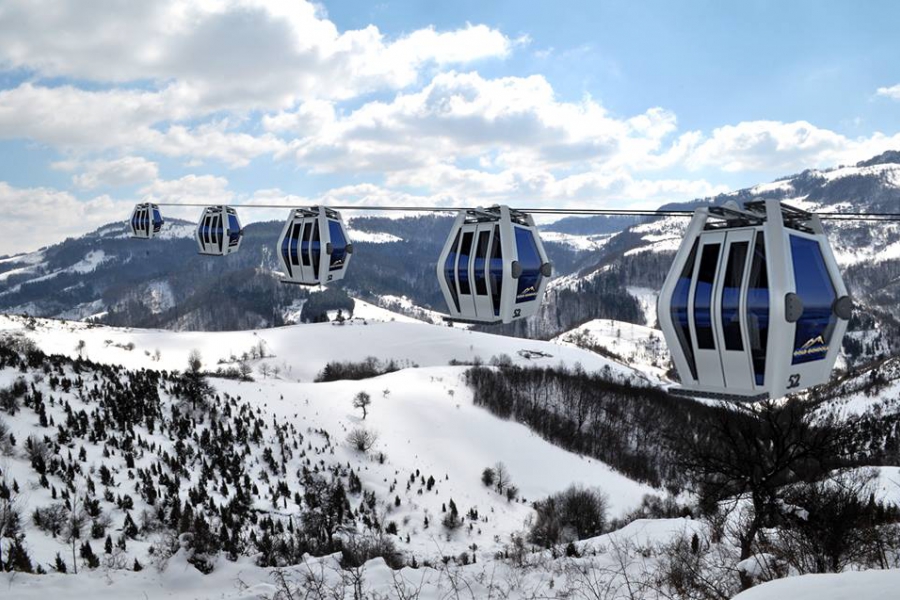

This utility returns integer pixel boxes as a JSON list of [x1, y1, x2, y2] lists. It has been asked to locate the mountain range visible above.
[[1, 151, 899, 365]]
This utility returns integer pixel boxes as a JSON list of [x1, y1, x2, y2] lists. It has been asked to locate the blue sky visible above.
[[0, 0, 899, 255]]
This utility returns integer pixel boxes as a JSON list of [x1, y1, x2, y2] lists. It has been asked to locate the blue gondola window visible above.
[[474, 231, 490, 296], [228, 214, 241, 246], [671, 240, 698, 380], [312, 222, 321, 273], [514, 227, 541, 304], [281, 223, 292, 277], [746, 232, 769, 385], [328, 220, 346, 271], [444, 230, 461, 312], [301, 222, 312, 266], [289, 223, 300, 266], [694, 243, 721, 350], [791, 235, 837, 365], [458, 232, 474, 294], [152, 209, 163, 233], [721, 241, 748, 351], [489, 225, 503, 316]]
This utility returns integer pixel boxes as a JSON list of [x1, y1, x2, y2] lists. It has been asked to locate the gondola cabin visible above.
[[196, 205, 243, 256], [437, 205, 552, 324], [277, 206, 353, 285], [657, 199, 852, 402], [130, 203, 163, 239]]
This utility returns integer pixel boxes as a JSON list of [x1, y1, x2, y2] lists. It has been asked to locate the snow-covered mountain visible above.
[[527, 151, 900, 364], [0, 215, 597, 332], [2, 302, 900, 597]]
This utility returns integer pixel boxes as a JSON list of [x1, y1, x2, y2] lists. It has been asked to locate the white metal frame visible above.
[[129, 202, 163, 239], [436, 205, 552, 324], [195, 205, 243, 256], [277, 206, 353, 286], [657, 199, 852, 401]]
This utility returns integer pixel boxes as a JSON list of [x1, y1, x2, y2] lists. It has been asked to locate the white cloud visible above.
[[0, 182, 130, 255], [685, 120, 900, 172], [876, 84, 900, 100], [62, 157, 159, 189], [278, 71, 677, 174], [0, 1, 513, 110], [0, 84, 287, 167], [385, 164, 727, 208]]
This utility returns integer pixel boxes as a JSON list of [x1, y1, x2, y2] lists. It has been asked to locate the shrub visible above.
[[529, 485, 609, 547]]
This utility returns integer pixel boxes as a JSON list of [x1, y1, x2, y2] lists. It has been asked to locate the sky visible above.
[[1, 0, 900, 255]]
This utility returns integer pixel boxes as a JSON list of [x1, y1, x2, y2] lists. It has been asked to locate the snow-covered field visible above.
[[0, 314, 655, 564], [552, 318, 670, 382], [0, 313, 643, 383]]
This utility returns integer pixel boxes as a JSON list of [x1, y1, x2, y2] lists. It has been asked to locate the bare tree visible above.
[[347, 428, 379, 453], [0, 467, 22, 571], [63, 488, 88, 574], [238, 360, 253, 381], [493, 461, 511, 494], [260, 363, 271, 379], [75, 339, 85, 357], [353, 391, 372, 420], [677, 397, 857, 591]]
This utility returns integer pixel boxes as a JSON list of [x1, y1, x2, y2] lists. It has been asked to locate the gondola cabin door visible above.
[[714, 229, 756, 391], [689, 231, 725, 388], [466, 224, 497, 320]]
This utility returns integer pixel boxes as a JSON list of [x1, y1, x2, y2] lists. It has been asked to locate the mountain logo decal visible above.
[[793, 334, 829, 359], [801, 335, 826, 349]]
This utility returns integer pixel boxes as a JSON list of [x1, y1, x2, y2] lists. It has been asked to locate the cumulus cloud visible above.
[[277, 71, 677, 174], [60, 157, 160, 189], [0, 182, 130, 255], [684, 120, 900, 172], [876, 84, 900, 100], [385, 164, 727, 208], [0, 84, 287, 167], [0, 1, 513, 110]]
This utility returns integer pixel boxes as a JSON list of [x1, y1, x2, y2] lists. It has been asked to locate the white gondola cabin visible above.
[[196, 205, 243, 256], [277, 206, 353, 285], [657, 199, 853, 402], [130, 203, 163, 239], [437, 205, 552, 324]]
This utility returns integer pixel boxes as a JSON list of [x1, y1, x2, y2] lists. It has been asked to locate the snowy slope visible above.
[[734, 568, 900, 600], [0, 314, 643, 383], [0, 314, 656, 565], [552, 318, 670, 381]]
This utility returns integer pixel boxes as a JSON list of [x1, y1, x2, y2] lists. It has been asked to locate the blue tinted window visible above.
[[458, 231, 474, 294], [301, 222, 311, 265], [228, 214, 241, 246], [152, 209, 163, 232], [747, 232, 769, 385], [444, 230, 461, 311], [312, 221, 321, 273], [490, 226, 502, 315], [791, 236, 836, 365], [514, 227, 542, 304], [670, 240, 698, 380], [328, 220, 346, 271], [721, 242, 748, 351], [289, 223, 300, 265], [281, 224, 292, 277], [694, 243, 721, 350], [474, 230, 490, 295]]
